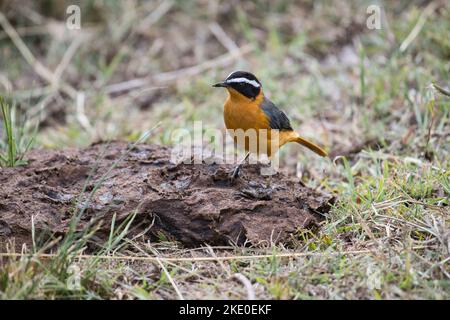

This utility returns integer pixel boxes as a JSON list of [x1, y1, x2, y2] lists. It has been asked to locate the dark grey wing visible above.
[[260, 97, 293, 131]]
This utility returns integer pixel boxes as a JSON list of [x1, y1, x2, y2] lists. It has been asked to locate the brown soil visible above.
[[0, 142, 334, 248]]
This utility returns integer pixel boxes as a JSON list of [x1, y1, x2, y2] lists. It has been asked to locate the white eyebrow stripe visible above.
[[225, 77, 260, 88]]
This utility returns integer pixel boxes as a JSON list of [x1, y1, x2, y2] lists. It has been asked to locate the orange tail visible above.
[[293, 135, 328, 157]]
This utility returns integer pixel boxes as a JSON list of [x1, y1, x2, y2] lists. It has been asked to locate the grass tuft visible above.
[[0, 97, 35, 167]]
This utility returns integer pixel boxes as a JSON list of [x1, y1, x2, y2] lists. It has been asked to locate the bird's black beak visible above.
[[212, 81, 227, 88]]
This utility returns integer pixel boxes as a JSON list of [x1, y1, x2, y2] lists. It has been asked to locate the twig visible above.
[[0, 25, 49, 41], [232, 273, 256, 300], [0, 11, 95, 132], [138, 0, 174, 31], [209, 22, 239, 54], [104, 79, 159, 95], [0, 11, 77, 99], [0, 12, 53, 84], [17, 6, 46, 25], [104, 44, 253, 95], [153, 43, 253, 82], [53, 36, 85, 82]]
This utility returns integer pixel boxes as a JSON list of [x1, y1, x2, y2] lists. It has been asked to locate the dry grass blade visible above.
[[0, 11, 77, 98], [433, 83, 450, 96], [150, 248, 184, 300], [232, 273, 256, 300], [0, 246, 436, 262], [399, 2, 437, 52]]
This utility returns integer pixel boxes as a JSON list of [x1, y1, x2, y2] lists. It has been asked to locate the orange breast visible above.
[[223, 89, 279, 156], [223, 94, 269, 131]]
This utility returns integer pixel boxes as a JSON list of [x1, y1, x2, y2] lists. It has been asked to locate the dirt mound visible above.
[[0, 142, 334, 248]]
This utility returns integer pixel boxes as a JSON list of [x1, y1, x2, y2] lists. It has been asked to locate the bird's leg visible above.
[[230, 152, 250, 180], [265, 160, 276, 190], [266, 160, 272, 188]]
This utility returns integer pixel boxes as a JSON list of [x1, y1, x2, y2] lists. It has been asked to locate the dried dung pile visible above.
[[0, 142, 334, 248]]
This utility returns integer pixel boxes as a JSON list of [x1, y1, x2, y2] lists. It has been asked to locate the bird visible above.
[[213, 70, 327, 178]]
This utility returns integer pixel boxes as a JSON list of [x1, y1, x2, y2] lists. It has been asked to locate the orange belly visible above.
[[223, 92, 296, 157]]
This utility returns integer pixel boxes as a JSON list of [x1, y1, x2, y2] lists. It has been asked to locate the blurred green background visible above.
[[1, 0, 449, 179]]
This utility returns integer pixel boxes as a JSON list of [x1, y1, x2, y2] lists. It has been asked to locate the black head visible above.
[[213, 71, 262, 99]]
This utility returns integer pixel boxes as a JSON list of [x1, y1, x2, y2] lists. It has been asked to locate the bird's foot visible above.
[[229, 164, 242, 183]]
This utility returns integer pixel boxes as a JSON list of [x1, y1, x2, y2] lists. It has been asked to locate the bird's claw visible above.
[[229, 165, 241, 183]]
